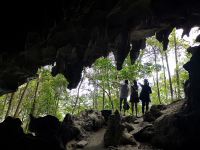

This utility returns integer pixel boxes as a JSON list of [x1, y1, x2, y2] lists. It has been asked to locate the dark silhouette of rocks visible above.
[[104, 110, 124, 147], [0, 116, 64, 150], [1, 0, 200, 96], [101, 109, 112, 123], [104, 110, 137, 147], [143, 104, 167, 122], [134, 125, 154, 143], [59, 114, 81, 147], [80, 109, 105, 131]]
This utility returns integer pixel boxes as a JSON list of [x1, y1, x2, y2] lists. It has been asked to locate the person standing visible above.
[[139, 79, 152, 115], [119, 80, 129, 114], [130, 80, 139, 117]]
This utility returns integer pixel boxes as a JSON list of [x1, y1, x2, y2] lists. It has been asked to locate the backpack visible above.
[[123, 101, 130, 110]]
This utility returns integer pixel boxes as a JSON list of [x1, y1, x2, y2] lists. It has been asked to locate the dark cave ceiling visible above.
[[0, 0, 200, 95]]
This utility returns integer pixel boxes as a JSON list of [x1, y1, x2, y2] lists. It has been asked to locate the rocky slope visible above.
[[67, 100, 189, 150]]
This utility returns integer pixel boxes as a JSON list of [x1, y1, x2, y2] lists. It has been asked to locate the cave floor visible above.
[[72, 117, 154, 150], [67, 100, 184, 150]]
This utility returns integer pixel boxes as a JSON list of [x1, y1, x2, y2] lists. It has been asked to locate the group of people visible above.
[[119, 79, 152, 117]]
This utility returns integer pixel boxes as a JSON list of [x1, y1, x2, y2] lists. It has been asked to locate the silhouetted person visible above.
[[119, 80, 129, 115], [139, 79, 152, 115], [130, 80, 139, 117]]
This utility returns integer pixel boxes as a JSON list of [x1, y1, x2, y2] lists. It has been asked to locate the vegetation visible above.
[[0, 28, 194, 125]]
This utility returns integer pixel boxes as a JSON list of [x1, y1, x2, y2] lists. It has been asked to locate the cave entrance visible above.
[[1, 27, 199, 122]]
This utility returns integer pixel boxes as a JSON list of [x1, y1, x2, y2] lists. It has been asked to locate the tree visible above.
[[14, 82, 29, 117], [160, 53, 168, 100], [0, 94, 8, 118], [30, 76, 40, 116], [168, 28, 190, 99], [153, 47, 161, 104], [164, 51, 174, 101], [72, 69, 85, 114], [5, 92, 15, 118]]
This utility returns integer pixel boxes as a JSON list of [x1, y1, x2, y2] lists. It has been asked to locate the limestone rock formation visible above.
[[134, 125, 154, 143], [76, 140, 88, 148], [1, 0, 200, 96], [143, 104, 166, 122], [80, 109, 105, 131], [104, 110, 124, 147]]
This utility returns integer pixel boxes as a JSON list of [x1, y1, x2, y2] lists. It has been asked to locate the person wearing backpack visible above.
[[130, 80, 139, 117], [139, 79, 152, 115], [119, 80, 129, 115]]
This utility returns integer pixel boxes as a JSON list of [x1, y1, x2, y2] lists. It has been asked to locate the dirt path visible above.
[[83, 128, 107, 150], [83, 117, 152, 150]]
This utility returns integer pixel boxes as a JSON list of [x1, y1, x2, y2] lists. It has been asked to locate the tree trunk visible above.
[[106, 65, 114, 110], [92, 90, 98, 110], [30, 78, 40, 116], [107, 91, 113, 110], [153, 75, 156, 87], [78, 99, 81, 114], [72, 70, 85, 114], [1, 94, 8, 116], [93, 77, 98, 109], [161, 54, 168, 100], [54, 92, 59, 115], [102, 82, 105, 110], [92, 92, 95, 109], [165, 51, 174, 101], [95, 87, 98, 109], [115, 74, 120, 100], [153, 47, 161, 104], [174, 34, 181, 99], [14, 82, 29, 117], [5, 92, 15, 118]]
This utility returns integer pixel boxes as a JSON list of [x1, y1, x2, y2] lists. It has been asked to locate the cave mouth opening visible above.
[[1, 27, 199, 122]]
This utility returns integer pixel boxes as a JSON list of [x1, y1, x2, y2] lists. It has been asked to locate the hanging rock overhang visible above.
[[0, 0, 200, 94]]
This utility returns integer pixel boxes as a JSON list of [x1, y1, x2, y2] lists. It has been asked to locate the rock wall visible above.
[[184, 45, 200, 112]]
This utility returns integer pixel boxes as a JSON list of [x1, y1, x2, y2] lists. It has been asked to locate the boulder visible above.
[[134, 125, 154, 142], [29, 114, 60, 136], [122, 122, 135, 132], [143, 105, 166, 122], [120, 129, 137, 145], [104, 110, 124, 147], [150, 111, 200, 149], [143, 112, 156, 122], [122, 115, 137, 124], [81, 110, 104, 131], [59, 113, 86, 146], [101, 110, 112, 123], [77, 140, 88, 148]]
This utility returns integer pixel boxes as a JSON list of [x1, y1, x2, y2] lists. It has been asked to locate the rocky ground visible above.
[[0, 99, 195, 150], [65, 100, 185, 150]]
